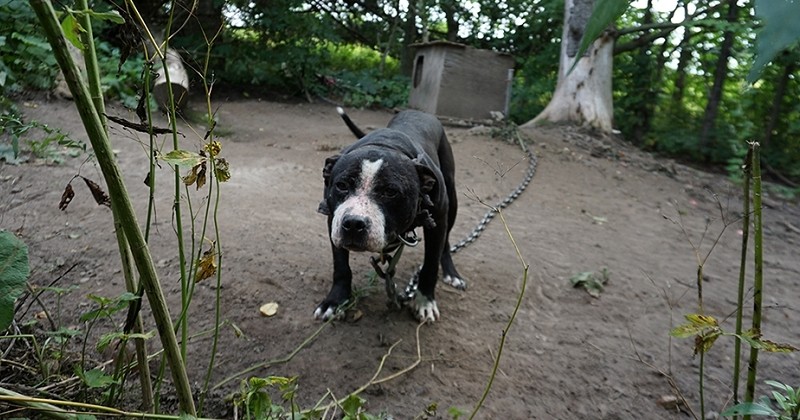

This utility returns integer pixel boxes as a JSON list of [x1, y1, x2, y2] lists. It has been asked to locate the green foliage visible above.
[[570, 0, 629, 74], [318, 70, 410, 109], [570, 268, 609, 298], [0, 0, 59, 94], [722, 381, 800, 419], [0, 230, 29, 331], [95, 40, 147, 109], [748, 0, 800, 83], [0, 109, 86, 164], [234, 376, 301, 419]]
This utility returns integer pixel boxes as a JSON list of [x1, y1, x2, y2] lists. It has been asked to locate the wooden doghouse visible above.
[[408, 41, 515, 120]]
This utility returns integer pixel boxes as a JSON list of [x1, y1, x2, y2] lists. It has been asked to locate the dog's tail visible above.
[[337, 107, 366, 139]]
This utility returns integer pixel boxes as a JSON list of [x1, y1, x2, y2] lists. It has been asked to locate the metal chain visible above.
[[450, 142, 537, 254], [380, 139, 537, 304]]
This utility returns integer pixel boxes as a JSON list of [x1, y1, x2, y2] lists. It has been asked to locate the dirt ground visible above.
[[2, 95, 799, 419]]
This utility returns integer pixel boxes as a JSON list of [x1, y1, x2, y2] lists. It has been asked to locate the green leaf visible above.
[[569, 0, 629, 75], [160, 150, 207, 168], [85, 10, 124, 24], [60, 14, 84, 50], [720, 401, 778, 417], [748, 0, 800, 83], [0, 230, 30, 331], [341, 394, 366, 416], [80, 368, 116, 388]]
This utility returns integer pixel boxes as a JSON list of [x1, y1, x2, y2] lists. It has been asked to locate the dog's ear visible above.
[[318, 154, 340, 216], [322, 154, 340, 187], [416, 164, 436, 194]]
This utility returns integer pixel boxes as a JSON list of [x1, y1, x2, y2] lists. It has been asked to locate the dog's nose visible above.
[[342, 215, 370, 233]]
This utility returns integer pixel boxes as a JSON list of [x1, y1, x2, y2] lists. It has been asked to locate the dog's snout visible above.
[[342, 215, 370, 233]]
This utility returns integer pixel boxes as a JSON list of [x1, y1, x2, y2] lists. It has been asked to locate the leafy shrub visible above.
[[0, 0, 59, 94], [317, 69, 410, 109], [95, 40, 147, 110]]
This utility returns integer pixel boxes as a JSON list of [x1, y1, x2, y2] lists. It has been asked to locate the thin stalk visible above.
[[160, 6, 191, 361], [75, 0, 104, 130], [198, 26, 225, 413], [732, 147, 753, 414], [28, 0, 195, 414], [469, 209, 529, 420], [699, 351, 705, 419], [74, 2, 154, 406], [744, 142, 763, 419]]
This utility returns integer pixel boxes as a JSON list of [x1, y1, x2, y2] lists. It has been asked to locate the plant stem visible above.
[[744, 142, 763, 419], [74, 1, 154, 408], [28, 0, 195, 414], [469, 209, 529, 420], [732, 146, 752, 415]]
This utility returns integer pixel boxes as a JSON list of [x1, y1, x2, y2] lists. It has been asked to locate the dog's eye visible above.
[[382, 187, 399, 198], [335, 181, 349, 192]]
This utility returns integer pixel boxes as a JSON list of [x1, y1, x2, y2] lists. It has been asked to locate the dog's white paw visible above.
[[313, 306, 340, 321], [443, 274, 467, 290], [414, 295, 440, 322]]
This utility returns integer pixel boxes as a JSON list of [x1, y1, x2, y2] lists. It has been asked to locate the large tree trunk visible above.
[[763, 60, 795, 149], [522, 0, 614, 132], [698, 0, 739, 156], [399, 0, 419, 76]]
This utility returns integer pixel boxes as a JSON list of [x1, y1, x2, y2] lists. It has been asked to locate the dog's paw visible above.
[[413, 295, 440, 322], [313, 302, 344, 321], [442, 274, 467, 290]]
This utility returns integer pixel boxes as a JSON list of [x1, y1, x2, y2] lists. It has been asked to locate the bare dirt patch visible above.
[[2, 95, 799, 418]]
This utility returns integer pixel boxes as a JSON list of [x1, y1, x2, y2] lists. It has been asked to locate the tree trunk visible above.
[[762, 60, 794, 149], [399, 0, 419, 76], [522, 0, 614, 132], [440, 0, 460, 42], [698, 0, 739, 156], [629, 0, 655, 145]]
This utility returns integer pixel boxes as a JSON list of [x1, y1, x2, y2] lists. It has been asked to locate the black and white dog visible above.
[[315, 108, 466, 322]]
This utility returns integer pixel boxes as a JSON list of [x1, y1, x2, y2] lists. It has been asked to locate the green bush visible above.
[[0, 0, 59, 94]]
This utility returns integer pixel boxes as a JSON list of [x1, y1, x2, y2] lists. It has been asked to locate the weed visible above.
[[570, 268, 609, 298], [0, 110, 86, 164], [722, 381, 800, 419]]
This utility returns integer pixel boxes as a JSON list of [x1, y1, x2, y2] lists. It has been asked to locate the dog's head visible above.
[[318, 147, 437, 253]]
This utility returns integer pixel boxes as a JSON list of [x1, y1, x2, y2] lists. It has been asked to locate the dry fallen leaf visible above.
[[260, 302, 279, 317]]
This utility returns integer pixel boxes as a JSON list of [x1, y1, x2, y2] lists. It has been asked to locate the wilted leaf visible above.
[[260, 302, 279, 317], [106, 114, 175, 135], [195, 244, 216, 282], [738, 330, 798, 353], [204, 140, 221, 157], [694, 330, 721, 355], [215, 158, 231, 182], [182, 162, 208, 190], [684, 313, 719, 329], [82, 177, 111, 207], [59, 183, 75, 211], [0, 231, 29, 331], [670, 314, 720, 339]]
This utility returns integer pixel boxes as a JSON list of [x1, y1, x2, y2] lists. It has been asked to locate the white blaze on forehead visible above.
[[359, 159, 384, 190], [330, 158, 387, 252]]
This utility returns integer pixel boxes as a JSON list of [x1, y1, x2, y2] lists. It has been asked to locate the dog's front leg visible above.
[[414, 221, 448, 322], [314, 244, 352, 320]]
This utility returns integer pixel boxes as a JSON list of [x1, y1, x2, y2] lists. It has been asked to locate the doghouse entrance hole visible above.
[[413, 55, 424, 88]]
